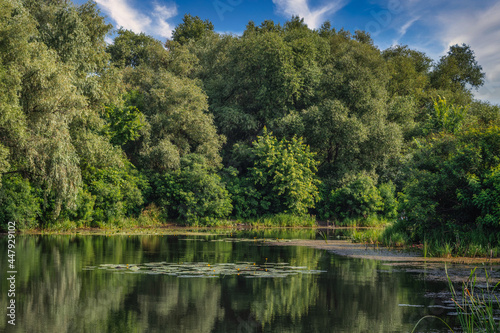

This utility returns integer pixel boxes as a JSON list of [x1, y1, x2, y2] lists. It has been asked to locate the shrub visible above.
[[327, 173, 383, 220], [398, 125, 500, 248], [0, 174, 41, 230], [222, 167, 261, 219], [378, 181, 398, 219], [83, 163, 147, 223], [149, 154, 232, 225]]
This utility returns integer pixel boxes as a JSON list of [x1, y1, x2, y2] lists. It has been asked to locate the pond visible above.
[[0, 231, 458, 332]]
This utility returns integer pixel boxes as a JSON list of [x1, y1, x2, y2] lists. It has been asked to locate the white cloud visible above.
[[95, 0, 151, 32], [272, 0, 346, 29], [151, 2, 178, 38], [382, 0, 500, 104], [95, 0, 178, 39], [435, 1, 500, 104]]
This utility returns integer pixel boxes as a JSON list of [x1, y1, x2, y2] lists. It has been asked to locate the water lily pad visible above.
[[84, 261, 326, 278]]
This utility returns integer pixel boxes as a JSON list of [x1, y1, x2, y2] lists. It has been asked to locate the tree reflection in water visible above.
[[0, 234, 451, 332]]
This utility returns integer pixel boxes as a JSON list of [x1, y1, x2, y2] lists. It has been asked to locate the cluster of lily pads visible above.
[[83, 261, 326, 278]]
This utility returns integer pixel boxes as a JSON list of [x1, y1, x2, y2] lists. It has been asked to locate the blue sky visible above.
[[74, 0, 500, 104]]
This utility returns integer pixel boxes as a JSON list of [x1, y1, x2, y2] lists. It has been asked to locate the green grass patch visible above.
[[350, 228, 383, 244], [379, 223, 408, 248], [332, 215, 392, 228], [245, 214, 317, 227]]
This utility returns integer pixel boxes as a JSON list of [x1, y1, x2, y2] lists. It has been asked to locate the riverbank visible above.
[[266, 239, 500, 264], [9, 225, 500, 265], [266, 238, 500, 284], [8, 225, 500, 285]]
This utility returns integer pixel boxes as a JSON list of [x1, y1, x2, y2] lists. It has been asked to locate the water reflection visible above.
[[0, 234, 452, 332]]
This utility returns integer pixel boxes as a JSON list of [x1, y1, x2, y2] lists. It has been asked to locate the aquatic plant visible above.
[[317, 230, 328, 244], [412, 266, 500, 333], [84, 261, 326, 279], [448, 267, 500, 332]]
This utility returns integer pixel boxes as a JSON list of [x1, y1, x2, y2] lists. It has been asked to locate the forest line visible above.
[[1, 0, 499, 255]]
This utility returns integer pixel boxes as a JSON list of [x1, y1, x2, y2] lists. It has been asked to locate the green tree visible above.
[[172, 14, 214, 45], [23, 0, 114, 105], [0, 174, 41, 230], [103, 93, 147, 146], [122, 66, 225, 171], [397, 124, 500, 247], [82, 162, 146, 223], [299, 100, 366, 179], [431, 44, 485, 92], [206, 30, 300, 144], [107, 29, 169, 69], [382, 45, 432, 101]]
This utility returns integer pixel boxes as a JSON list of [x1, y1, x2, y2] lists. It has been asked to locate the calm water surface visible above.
[[0, 232, 456, 332]]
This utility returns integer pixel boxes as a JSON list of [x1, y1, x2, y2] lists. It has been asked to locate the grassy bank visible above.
[[10, 213, 500, 260], [9, 213, 319, 233], [376, 221, 500, 258]]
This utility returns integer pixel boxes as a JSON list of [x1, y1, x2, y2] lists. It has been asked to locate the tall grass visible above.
[[412, 266, 500, 333], [334, 215, 391, 227], [246, 214, 316, 227], [378, 222, 408, 247], [350, 228, 383, 244], [448, 267, 500, 332], [418, 240, 500, 258]]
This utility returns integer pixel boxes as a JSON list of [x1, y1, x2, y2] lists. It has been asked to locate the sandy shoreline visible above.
[[266, 239, 500, 264], [265, 239, 500, 283], [266, 240, 500, 267]]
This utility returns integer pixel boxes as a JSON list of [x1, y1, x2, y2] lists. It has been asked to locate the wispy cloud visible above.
[[151, 2, 178, 38], [382, 0, 500, 104], [434, 1, 500, 103], [272, 0, 347, 29], [95, 0, 178, 39], [398, 16, 420, 37]]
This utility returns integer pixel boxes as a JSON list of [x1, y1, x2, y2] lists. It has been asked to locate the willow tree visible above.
[[0, 0, 83, 219]]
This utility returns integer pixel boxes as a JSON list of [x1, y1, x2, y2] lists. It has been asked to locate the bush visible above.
[[378, 181, 398, 219], [321, 173, 383, 221], [222, 167, 261, 219], [83, 163, 147, 223], [0, 174, 41, 230], [397, 125, 500, 250], [149, 154, 232, 225]]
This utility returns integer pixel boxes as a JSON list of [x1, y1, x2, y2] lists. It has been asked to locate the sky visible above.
[[73, 0, 500, 105]]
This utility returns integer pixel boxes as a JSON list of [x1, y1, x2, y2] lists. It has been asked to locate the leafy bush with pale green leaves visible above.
[[424, 96, 468, 134], [249, 129, 321, 216]]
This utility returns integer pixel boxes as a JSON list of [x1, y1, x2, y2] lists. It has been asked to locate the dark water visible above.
[[0, 232, 456, 332]]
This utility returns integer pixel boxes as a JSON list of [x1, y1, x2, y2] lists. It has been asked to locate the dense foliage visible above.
[[1, 0, 499, 251]]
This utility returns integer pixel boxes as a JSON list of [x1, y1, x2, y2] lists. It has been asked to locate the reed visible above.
[[448, 267, 500, 332]]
